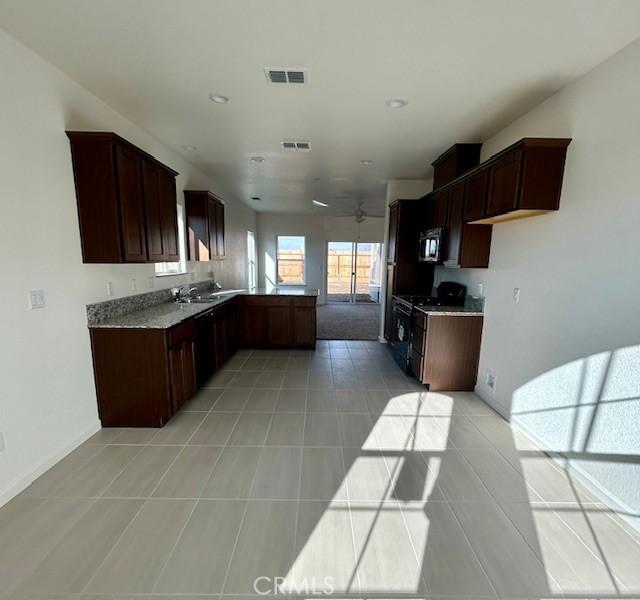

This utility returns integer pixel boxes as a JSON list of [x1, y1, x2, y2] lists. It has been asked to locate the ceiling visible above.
[[2, 1, 640, 217]]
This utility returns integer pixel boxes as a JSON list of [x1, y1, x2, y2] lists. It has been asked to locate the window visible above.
[[247, 230, 257, 290], [155, 204, 187, 276], [276, 235, 305, 285]]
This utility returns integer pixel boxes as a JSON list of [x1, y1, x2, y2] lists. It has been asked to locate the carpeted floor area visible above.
[[316, 302, 381, 340]]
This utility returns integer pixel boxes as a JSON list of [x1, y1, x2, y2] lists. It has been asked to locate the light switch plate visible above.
[[513, 287, 520, 303], [28, 289, 46, 309], [485, 369, 497, 392]]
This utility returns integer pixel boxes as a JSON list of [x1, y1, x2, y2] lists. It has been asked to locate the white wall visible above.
[[0, 29, 256, 504], [435, 38, 640, 518], [256, 214, 385, 304]]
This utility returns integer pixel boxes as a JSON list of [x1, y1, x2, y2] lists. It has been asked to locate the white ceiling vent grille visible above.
[[265, 68, 308, 84], [281, 141, 311, 153]]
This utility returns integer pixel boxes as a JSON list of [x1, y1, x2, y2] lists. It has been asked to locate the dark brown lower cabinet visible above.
[[410, 312, 483, 391], [169, 336, 197, 413], [90, 294, 316, 427], [90, 321, 197, 427], [241, 295, 316, 349]]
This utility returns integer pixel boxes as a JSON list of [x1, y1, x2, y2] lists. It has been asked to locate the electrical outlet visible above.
[[485, 369, 497, 392], [106, 282, 114, 297], [28, 289, 46, 309], [513, 287, 520, 303], [0, 432, 5, 452]]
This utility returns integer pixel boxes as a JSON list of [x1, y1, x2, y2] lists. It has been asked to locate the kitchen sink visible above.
[[175, 289, 246, 304]]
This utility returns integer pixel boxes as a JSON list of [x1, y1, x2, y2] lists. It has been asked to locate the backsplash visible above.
[[86, 279, 215, 325]]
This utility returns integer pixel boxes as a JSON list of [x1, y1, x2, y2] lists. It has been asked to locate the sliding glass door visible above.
[[326, 241, 382, 303]]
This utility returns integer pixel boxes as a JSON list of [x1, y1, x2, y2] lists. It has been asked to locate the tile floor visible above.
[[2, 339, 640, 600]]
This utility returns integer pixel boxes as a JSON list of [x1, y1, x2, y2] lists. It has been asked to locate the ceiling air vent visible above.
[[265, 68, 308, 84], [281, 141, 311, 153]]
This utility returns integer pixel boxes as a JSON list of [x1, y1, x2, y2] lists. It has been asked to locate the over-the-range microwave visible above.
[[418, 227, 444, 263]]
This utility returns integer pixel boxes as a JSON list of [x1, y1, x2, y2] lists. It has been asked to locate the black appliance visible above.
[[390, 282, 467, 372], [418, 227, 445, 263], [391, 296, 413, 373]]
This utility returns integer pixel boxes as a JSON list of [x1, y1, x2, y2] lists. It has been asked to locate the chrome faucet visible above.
[[174, 286, 198, 303]]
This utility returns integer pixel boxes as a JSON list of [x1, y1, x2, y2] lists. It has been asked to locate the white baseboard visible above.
[[0, 419, 101, 508], [471, 388, 639, 532], [377, 336, 387, 344]]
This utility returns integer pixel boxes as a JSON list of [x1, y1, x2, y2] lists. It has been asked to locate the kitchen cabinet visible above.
[[444, 180, 492, 268], [432, 143, 482, 190], [67, 131, 179, 263], [384, 200, 435, 341], [241, 295, 316, 349], [425, 188, 450, 229], [184, 190, 225, 260], [90, 320, 196, 427], [168, 323, 197, 413], [410, 312, 483, 391], [463, 168, 489, 222], [142, 159, 180, 262], [468, 138, 571, 224]]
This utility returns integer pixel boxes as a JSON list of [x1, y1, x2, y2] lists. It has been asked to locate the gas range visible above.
[[395, 295, 443, 308]]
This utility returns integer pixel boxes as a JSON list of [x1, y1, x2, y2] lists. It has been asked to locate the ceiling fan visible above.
[[343, 200, 368, 223]]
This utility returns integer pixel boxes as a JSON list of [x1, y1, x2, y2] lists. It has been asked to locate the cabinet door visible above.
[[215, 200, 225, 258], [267, 306, 292, 346], [182, 339, 197, 401], [142, 160, 165, 262], [158, 169, 180, 261], [464, 168, 489, 222], [293, 307, 316, 347], [115, 144, 147, 262], [384, 264, 395, 341], [243, 306, 268, 347], [207, 198, 218, 259], [169, 344, 186, 412], [427, 189, 449, 228], [387, 203, 399, 263], [445, 181, 465, 265], [486, 150, 522, 216]]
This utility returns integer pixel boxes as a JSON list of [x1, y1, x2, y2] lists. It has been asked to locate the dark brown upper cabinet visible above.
[[425, 188, 450, 228], [444, 180, 492, 268], [470, 138, 571, 224], [463, 168, 489, 222], [432, 143, 482, 190], [142, 159, 180, 262], [67, 131, 179, 263], [184, 190, 225, 261]]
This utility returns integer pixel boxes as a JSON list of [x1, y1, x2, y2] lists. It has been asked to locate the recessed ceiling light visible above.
[[208, 93, 229, 104], [251, 196, 262, 202], [250, 156, 265, 164], [386, 97, 408, 109], [312, 199, 329, 207], [181, 145, 197, 151], [360, 160, 374, 166]]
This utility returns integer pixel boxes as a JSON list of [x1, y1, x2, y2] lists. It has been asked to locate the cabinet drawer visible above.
[[293, 296, 316, 307], [167, 319, 195, 347]]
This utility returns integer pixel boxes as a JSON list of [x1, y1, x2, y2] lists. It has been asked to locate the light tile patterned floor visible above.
[[1, 339, 639, 599]]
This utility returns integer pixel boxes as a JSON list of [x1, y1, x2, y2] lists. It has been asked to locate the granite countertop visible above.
[[415, 305, 483, 317], [88, 287, 319, 330]]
